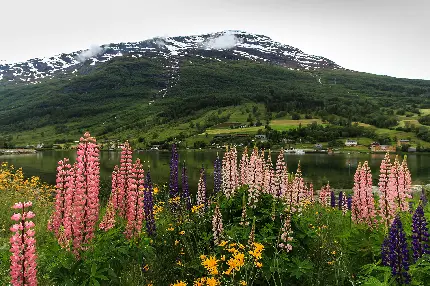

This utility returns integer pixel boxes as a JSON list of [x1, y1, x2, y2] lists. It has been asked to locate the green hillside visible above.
[[1, 56, 430, 149]]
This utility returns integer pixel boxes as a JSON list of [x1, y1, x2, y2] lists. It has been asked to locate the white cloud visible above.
[[76, 45, 106, 63], [203, 31, 242, 50], [154, 38, 166, 48]]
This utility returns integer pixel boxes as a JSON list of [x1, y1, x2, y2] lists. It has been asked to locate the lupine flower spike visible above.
[[181, 161, 191, 211], [411, 205, 429, 261], [10, 202, 38, 286], [387, 216, 411, 284], [144, 167, 156, 236]]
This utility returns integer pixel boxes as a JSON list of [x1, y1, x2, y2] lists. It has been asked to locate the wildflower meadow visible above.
[[1, 132, 430, 285]]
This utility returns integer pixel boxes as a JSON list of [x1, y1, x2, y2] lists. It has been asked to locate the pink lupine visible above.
[[378, 152, 395, 227], [239, 147, 249, 185], [61, 163, 77, 248], [212, 204, 224, 246], [99, 199, 116, 231], [10, 202, 38, 286], [117, 141, 133, 217], [319, 182, 332, 207], [307, 183, 315, 204], [400, 156, 412, 211], [275, 149, 288, 198], [247, 148, 264, 208], [48, 158, 71, 238], [351, 161, 375, 226], [222, 146, 239, 198], [196, 166, 207, 215], [278, 212, 293, 252], [264, 150, 276, 195], [110, 165, 120, 210], [124, 159, 145, 239], [71, 132, 100, 253], [289, 163, 306, 212]]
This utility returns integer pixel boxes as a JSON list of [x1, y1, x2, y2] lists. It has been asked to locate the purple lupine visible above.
[[420, 189, 428, 206], [144, 168, 156, 236], [338, 191, 344, 210], [412, 205, 429, 262], [347, 195, 352, 211], [169, 144, 179, 207], [388, 216, 411, 285], [381, 237, 390, 266], [181, 162, 191, 211], [330, 191, 336, 208], [213, 154, 222, 195]]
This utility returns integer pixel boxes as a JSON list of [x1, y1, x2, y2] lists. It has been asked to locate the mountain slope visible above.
[[0, 31, 339, 85], [1, 31, 430, 147]]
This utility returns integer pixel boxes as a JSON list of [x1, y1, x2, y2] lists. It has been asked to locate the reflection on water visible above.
[[1, 151, 430, 191]]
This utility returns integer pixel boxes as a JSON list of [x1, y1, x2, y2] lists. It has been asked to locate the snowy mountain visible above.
[[0, 30, 341, 85]]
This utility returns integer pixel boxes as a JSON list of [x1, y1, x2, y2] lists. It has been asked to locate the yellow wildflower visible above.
[[193, 278, 206, 286], [171, 281, 187, 286], [239, 280, 247, 285], [201, 256, 219, 275], [255, 261, 263, 268], [200, 254, 207, 260], [205, 277, 219, 286], [327, 261, 335, 265], [219, 240, 228, 247], [249, 242, 264, 260], [331, 251, 336, 255], [167, 227, 174, 231], [175, 240, 180, 246], [179, 230, 185, 235], [177, 260, 184, 266]]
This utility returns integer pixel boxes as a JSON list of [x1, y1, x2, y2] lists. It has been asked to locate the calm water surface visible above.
[[1, 150, 430, 191]]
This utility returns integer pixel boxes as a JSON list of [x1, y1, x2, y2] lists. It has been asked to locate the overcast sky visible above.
[[1, 0, 429, 79]]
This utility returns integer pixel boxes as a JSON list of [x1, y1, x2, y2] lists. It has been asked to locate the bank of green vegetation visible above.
[[1, 56, 430, 150]]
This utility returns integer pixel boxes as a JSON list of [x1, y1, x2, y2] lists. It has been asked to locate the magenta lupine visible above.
[[10, 202, 37, 286], [239, 147, 249, 185], [48, 158, 71, 239], [247, 148, 264, 208], [352, 161, 375, 226], [196, 166, 207, 215], [212, 204, 224, 246], [319, 182, 331, 207], [275, 149, 288, 198], [278, 212, 293, 252], [378, 152, 395, 227], [125, 159, 145, 239], [71, 132, 100, 253], [117, 141, 133, 217]]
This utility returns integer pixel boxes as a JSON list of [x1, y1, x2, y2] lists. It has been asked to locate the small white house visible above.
[[345, 139, 357, 147]]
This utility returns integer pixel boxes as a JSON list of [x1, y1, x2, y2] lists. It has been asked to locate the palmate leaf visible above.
[[288, 257, 313, 279]]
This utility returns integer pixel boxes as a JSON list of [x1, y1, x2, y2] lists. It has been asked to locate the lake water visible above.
[[1, 150, 430, 191]]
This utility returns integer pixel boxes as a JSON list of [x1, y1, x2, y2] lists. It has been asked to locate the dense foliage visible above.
[[1, 135, 430, 285]]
